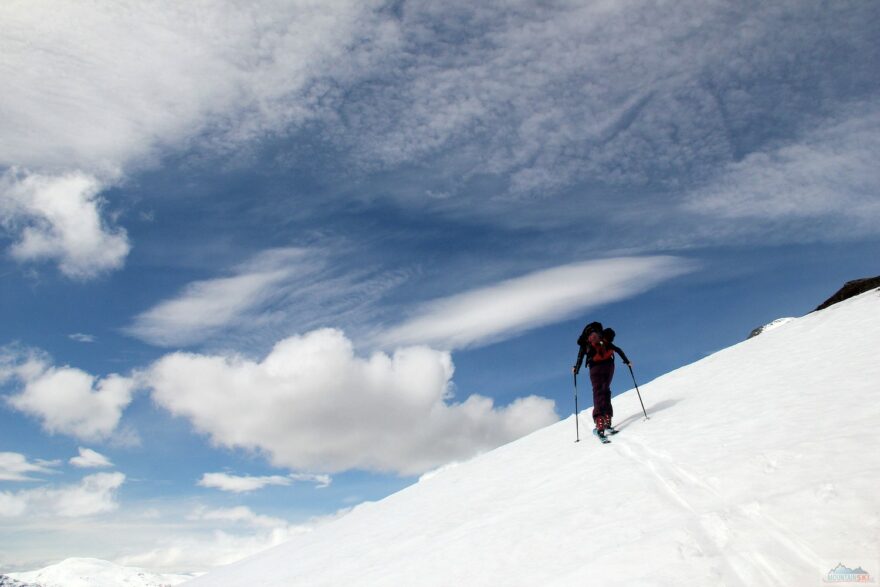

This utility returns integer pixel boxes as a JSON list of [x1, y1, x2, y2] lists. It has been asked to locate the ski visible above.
[[606, 427, 619, 435], [593, 429, 611, 444]]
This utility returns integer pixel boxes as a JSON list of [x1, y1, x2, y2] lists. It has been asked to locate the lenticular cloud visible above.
[[147, 329, 558, 475]]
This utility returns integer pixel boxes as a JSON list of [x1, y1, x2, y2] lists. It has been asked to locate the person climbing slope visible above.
[[573, 325, 631, 442]]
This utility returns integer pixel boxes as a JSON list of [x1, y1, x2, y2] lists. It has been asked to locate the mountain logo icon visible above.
[[823, 562, 875, 584]]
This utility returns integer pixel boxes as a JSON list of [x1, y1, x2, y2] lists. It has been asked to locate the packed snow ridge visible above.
[[747, 316, 796, 338], [185, 288, 880, 586]]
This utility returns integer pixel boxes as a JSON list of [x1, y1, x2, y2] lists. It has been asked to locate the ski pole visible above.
[[627, 364, 648, 419], [573, 372, 580, 442]]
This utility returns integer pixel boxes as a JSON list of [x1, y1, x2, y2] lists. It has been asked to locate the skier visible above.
[[573, 326, 631, 442]]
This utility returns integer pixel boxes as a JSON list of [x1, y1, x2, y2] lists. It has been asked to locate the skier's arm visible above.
[[611, 343, 630, 365], [573, 345, 586, 374]]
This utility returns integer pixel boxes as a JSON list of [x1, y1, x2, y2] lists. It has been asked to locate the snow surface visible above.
[[179, 290, 878, 586], [8, 558, 193, 587]]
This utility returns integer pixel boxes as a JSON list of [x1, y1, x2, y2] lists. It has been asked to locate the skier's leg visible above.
[[592, 363, 613, 432], [589, 366, 604, 430]]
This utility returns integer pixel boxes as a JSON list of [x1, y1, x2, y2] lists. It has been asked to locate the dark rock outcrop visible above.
[[815, 276, 880, 311]]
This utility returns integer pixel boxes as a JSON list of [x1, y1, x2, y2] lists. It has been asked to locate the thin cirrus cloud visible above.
[[0, 452, 60, 482], [378, 256, 697, 350], [125, 248, 312, 347], [681, 103, 880, 241], [125, 247, 411, 349], [197, 472, 330, 493]]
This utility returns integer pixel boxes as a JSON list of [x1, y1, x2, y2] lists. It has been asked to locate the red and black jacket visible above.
[[574, 338, 629, 372]]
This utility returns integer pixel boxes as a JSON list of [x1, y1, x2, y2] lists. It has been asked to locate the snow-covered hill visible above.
[[8, 558, 193, 587], [185, 289, 880, 586], [0, 575, 36, 587]]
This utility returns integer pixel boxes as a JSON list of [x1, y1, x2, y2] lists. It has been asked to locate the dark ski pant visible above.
[[590, 361, 615, 431]]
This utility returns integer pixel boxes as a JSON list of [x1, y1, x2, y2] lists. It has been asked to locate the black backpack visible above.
[[576, 321, 604, 347], [602, 327, 616, 343]]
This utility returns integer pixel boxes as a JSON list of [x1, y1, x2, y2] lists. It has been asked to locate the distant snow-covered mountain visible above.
[[7, 558, 193, 587], [0, 575, 36, 587], [184, 288, 880, 586]]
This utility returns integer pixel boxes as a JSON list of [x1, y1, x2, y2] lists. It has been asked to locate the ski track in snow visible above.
[[614, 431, 822, 586]]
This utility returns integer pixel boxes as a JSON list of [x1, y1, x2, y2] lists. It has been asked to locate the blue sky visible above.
[[1, 0, 879, 573]]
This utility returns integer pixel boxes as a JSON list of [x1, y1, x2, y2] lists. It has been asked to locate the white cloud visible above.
[[126, 248, 311, 347], [126, 247, 411, 349], [198, 472, 332, 493], [147, 328, 558, 475], [0, 472, 125, 518], [0, 452, 60, 482], [69, 448, 113, 469], [682, 104, 880, 239], [331, 0, 878, 202], [0, 0, 396, 175], [189, 506, 288, 529], [198, 473, 291, 494], [116, 507, 354, 573], [69, 334, 97, 343], [289, 473, 331, 489], [379, 256, 696, 350], [1, 0, 873, 272], [1, 348, 136, 441], [0, 1, 398, 276], [0, 171, 130, 279], [116, 525, 310, 573]]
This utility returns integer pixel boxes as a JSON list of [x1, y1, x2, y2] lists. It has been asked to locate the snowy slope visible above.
[[8, 558, 193, 587], [187, 290, 880, 587]]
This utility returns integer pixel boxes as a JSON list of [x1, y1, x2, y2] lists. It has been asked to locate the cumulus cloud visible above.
[[148, 329, 558, 475], [379, 256, 696, 350], [1, 348, 135, 441], [0, 472, 125, 518], [69, 448, 114, 469], [0, 171, 130, 278], [0, 452, 60, 482]]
